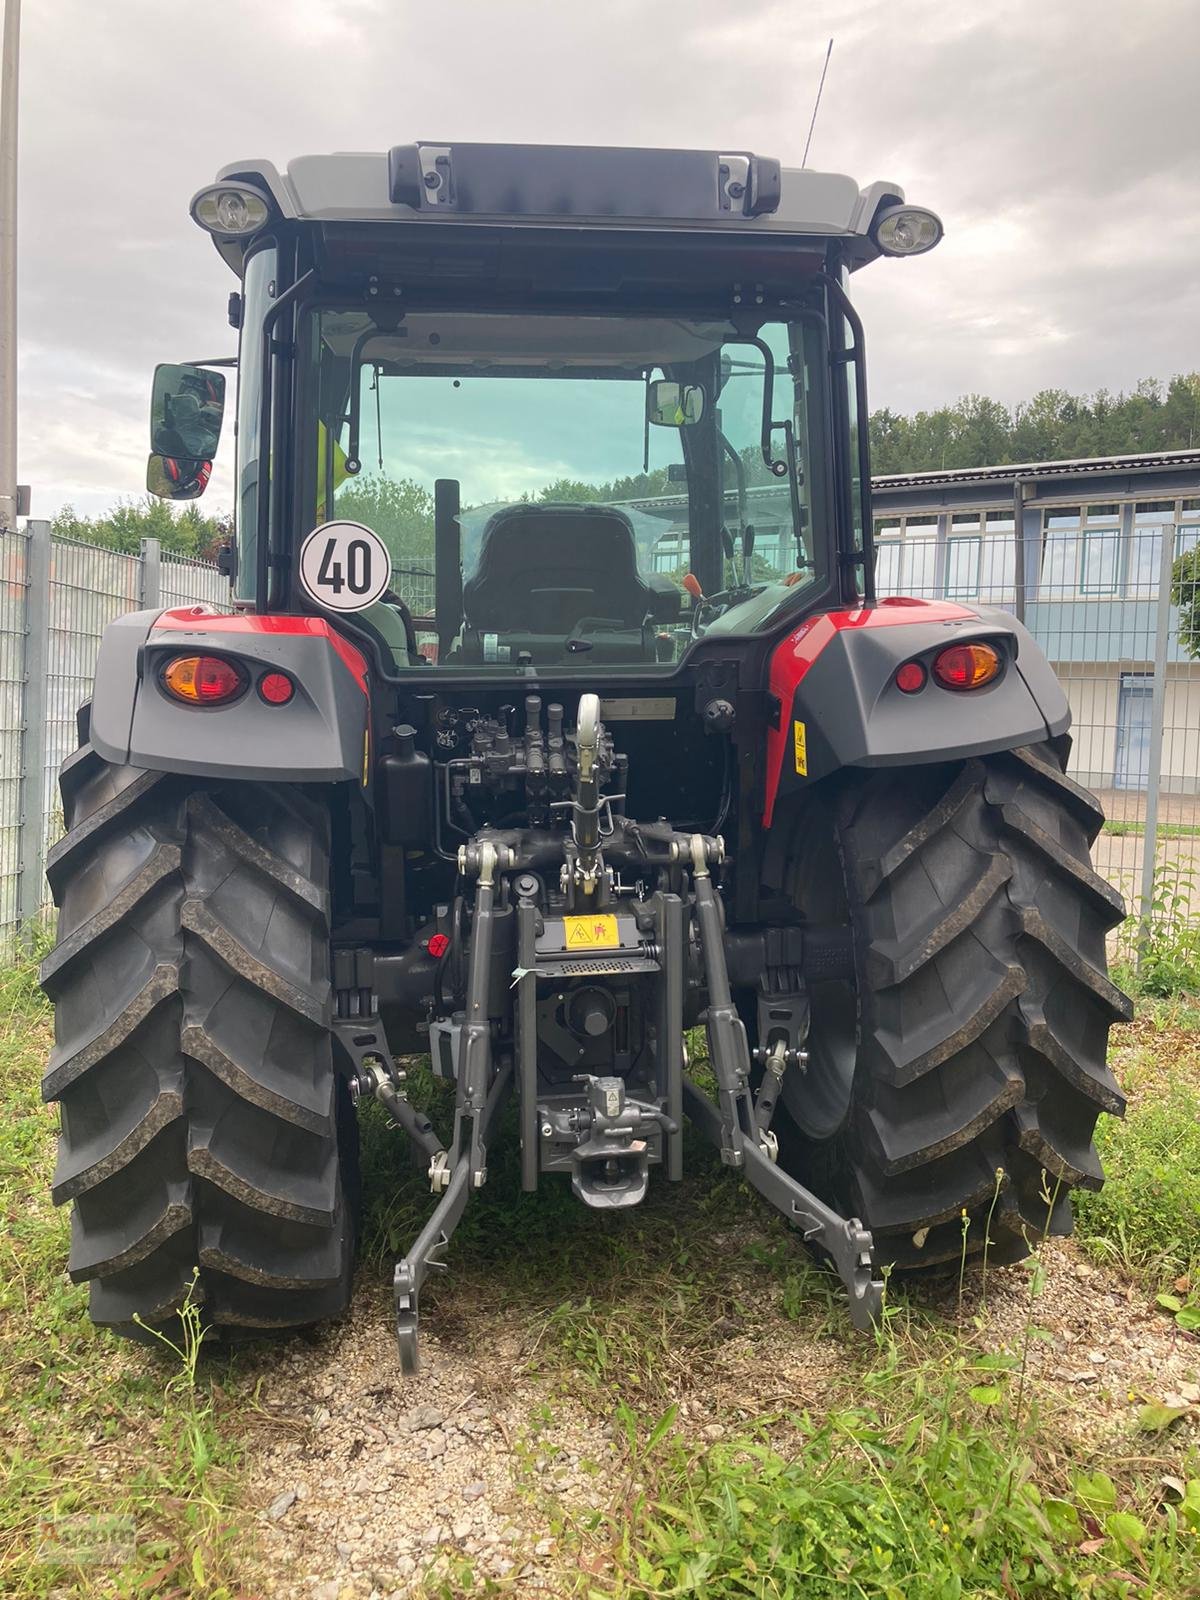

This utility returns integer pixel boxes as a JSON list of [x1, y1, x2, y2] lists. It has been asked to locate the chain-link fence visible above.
[[1, 523, 232, 950], [0, 524, 28, 939], [390, 561, 435, 616]]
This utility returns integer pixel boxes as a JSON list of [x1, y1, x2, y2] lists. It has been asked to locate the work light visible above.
[[190, 183, 271, 237], [873, 205, 943, 256]]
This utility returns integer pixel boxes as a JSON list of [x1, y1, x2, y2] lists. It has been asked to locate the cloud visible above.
[[14, 0, 1200, 519]]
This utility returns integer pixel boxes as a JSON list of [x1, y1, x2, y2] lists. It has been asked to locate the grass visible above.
[[1102, 821, 1200, 839], [0, 950, 252, 1597], [1076, 999, 1200, 1289], [519, 1185, 1200, 1598], [562, 1357, 1200, 1599], [467, 1033, 1200, 1599]]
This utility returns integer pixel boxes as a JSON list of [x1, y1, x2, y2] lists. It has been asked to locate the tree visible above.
[[51, 498, 232, 560], [334, 475, 435, 563], [1171, 547, 1200, 661], [870, 372, 1200, 475]]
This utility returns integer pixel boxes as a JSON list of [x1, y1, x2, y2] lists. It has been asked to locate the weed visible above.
[[1154, 1288, 1200, 1333], [1116, 863, 1200, 998], [1075, 1076, 1200, 1284], [576, 1366, 1200, 1598]]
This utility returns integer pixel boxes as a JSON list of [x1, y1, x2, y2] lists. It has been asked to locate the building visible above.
[[633, 449, 1200, 796], [872, 450, 1200, 796]]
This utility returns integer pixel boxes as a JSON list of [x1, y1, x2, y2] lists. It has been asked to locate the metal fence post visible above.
[[140, 536, 161, 608], [1137, 522, 1176, 953], [17, 516, 50, 941]]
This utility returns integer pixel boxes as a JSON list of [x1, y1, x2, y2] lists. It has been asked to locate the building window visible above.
[[1127, 529, 1161, 596], [1081, 526, 1119, 595], [904, 535, 938, 595], [980, 533, 1015, 601], [652, 537, 683, 573], [875, 539, 901, 593], [1045, 506, 1082, 530], [946, 537, 981, 600]]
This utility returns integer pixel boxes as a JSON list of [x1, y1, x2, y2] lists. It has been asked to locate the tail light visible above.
[[161, 654, 246, 705], [894, 660, 927, 694], [932, 642, 1001, 691], [258, 671, 295, 706]]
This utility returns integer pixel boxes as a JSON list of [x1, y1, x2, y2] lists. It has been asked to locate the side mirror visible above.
[[647, 380, 705, 428], [148, 363, 226, 498], [147, 453, 213, 501], [151, 362, 226, 455]]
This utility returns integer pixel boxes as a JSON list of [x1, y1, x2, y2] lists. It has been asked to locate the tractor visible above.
[[41, 141, 1130, 1368]]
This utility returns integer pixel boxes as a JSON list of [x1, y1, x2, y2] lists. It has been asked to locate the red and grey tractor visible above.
[[41, 141, 1129, 1368]]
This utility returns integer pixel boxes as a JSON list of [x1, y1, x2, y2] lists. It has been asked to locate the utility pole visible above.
[[0, 0, 18, 531]]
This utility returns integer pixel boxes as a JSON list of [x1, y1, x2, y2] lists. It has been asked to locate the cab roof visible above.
[[199, 141, 909, 280]]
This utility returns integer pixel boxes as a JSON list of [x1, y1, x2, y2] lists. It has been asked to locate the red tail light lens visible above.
[[894, 660, 927, 694], [932, 642, 1001, 691], [258, 671, 295, 705], [162, 654, 246, 705]]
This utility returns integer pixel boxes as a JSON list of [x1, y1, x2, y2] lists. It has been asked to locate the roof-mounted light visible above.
[[873, 204, 943, 257], [190, 182, 271, 237]]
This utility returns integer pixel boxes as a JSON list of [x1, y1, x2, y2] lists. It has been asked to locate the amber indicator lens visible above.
[[894, 660, 927, 694], [932, 642, 1001, 691], [258, 671, 295, 705], [162, 654, 245, 704]]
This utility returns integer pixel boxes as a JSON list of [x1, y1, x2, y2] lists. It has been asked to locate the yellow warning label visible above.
[[563, 915, 620, 950], [793, 719, 808, 777]]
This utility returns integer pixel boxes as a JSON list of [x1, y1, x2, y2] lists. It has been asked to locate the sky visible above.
[[14, 0, 1200, 521]]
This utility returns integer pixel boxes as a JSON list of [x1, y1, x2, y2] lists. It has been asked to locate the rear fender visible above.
[[89, 608, 370, 783], [763, 599, 1069, 825]]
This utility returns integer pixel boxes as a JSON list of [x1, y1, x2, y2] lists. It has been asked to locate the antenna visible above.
[[802, 38, 834, 168]]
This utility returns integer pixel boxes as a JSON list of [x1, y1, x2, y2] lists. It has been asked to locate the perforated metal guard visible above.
[[535, 956, 660, 978]]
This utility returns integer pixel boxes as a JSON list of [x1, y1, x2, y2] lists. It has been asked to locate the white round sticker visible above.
[[298, 521, 391, 612]]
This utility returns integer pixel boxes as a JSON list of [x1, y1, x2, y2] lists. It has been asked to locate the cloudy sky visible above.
[[15, 0, 1200, 519]]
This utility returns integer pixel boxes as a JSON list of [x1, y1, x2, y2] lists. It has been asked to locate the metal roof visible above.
[[873, 449, 1200, 491]]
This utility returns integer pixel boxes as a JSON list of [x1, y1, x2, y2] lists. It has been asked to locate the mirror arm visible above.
[[742, 336, 782, 474], [344, 329, 377, 476], [779, 420, 806, 569]]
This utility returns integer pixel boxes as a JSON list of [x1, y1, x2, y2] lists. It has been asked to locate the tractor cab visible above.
[[151, 142, 943, 678]]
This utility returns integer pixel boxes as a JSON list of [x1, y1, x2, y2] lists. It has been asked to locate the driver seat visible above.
[[463, 503, 655, 638]]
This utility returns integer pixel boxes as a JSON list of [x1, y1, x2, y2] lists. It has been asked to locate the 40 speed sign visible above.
[[298, 521, 392, 612]]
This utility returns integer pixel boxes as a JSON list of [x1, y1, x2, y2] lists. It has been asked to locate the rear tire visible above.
[[764, 740, 1131, 1269], [40, 740, 357, 1336]]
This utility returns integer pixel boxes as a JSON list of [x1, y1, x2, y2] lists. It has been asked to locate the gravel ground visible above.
[[242, 1286, 614, 1598], [237, 1228, 1200, 1600]]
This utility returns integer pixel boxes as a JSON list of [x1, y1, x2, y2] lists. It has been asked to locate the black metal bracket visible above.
[[686, 834, 883, 1332], [682, 1076, 882, 1332], [392, 1062, 512, 1374]]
